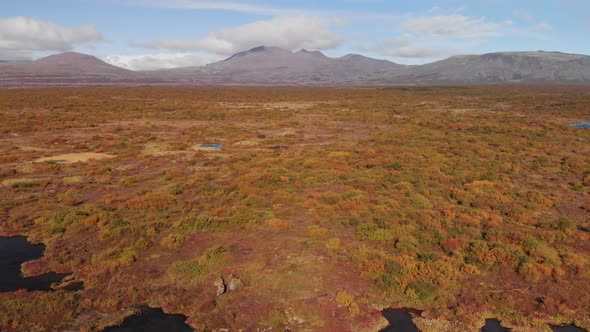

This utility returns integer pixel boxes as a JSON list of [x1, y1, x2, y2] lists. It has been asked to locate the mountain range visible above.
[[1, 46, 590, 87]]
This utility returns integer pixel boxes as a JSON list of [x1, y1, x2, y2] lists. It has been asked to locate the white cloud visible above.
[[0, 16, 102, 59], [101, 52, 222, 70], [357, 39, 454, 60], [132, 0, 299, 16], [353, 11, 512, 63], [135, 16, 342, 54], [382, 45, 452, 58], [399, 14, 510, 39], [127, 0, 401, 21], [382, 38, 411, 47]]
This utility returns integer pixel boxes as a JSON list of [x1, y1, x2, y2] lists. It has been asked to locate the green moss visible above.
[[356, 223, 394, 242], [198, 246, 226, 267], [170, 260, 205, 279], [410, 194, 433, 209], [408, 282, 439, 302]]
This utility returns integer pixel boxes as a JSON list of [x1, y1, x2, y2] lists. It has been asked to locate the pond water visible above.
[[200, 143, 222, 150], [482, 319, 511, 332], [102, 307, 193, 332], [0, 236, 68, 292], [269, 145, 289, 151], [552, 325, 587, 332], [571, 122, 590, 128], [380, 308, 419, 332]]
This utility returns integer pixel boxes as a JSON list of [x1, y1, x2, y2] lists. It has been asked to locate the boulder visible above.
[[214, 276, 226, 296], [227, 275, 244, 292]]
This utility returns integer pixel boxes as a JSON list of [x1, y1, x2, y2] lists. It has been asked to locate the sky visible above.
[[1, 0, 589, 70]]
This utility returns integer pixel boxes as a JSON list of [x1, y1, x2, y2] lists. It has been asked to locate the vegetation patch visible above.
[[0, 86, 588, 331]]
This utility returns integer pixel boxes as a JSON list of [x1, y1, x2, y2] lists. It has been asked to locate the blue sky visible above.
[[1, 0, 589, 69]]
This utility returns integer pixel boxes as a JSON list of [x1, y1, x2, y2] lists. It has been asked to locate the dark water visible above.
[[380, 309, 419, 332], [0, 236, 67, 292], [482, 319, 511, 332], [571, 122, 590, 128], [200, 143, 222, 150], [552, 325, 587, 332], [269, 145, 289, 150], [102, 307, 193, 332]]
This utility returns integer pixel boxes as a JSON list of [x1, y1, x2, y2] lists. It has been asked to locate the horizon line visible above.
[[4, 46, 589, 72]]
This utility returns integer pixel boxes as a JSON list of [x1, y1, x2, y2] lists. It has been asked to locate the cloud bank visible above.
[[136, 16, 342, 55], [358, 13, 511, 62], [133, 0, 299, 16], [0, 16, 102, 60], [102, 53, 222, 71], [399, 14, 511, 39]]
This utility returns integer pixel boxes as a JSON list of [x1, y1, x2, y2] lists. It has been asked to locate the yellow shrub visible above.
[[336, 290, 360, 316]]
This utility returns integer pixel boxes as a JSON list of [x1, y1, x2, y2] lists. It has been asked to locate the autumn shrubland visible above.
[[0, 86, 588, 331]]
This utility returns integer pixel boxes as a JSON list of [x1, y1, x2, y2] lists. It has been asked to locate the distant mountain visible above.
[[0, 52, 152, 87], [1, 47, 589, 87], [387, 51, 590, 84], [33, 52, 130, 74], [155, 46, 402, 85]]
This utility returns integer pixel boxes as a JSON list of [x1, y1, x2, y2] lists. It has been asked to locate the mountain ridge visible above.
[[1, 46, 589, 87]]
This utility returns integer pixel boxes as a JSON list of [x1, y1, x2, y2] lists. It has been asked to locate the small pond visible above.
[[0, 236, 68, 292], [200, 143, 222, 150], [269, 145, 289, 151], [380, 312, 588, 332], [381, 308, 419, 332], [482, 319, 510, 332], [552, 325, 588, 332], [570, 122, 590, 128], [102, 307, 193, 332]]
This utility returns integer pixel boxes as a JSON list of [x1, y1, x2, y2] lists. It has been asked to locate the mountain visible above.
[[33, 52, 130, 74], [386, 51, 590, 84], [1, 47, 589, 87], [154, 47, 590, 85], [0, 52, 153, 87], [154, 46, 402, 85]]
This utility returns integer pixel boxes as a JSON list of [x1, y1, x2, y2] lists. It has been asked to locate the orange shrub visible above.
[[124, 192, 176, 210]]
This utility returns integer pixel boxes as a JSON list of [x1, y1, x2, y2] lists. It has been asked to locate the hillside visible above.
[[0, 52, 151, 87], [1, 48, 590, 86], [0, 86, 588, 331], [387, 51, 590, 84]]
